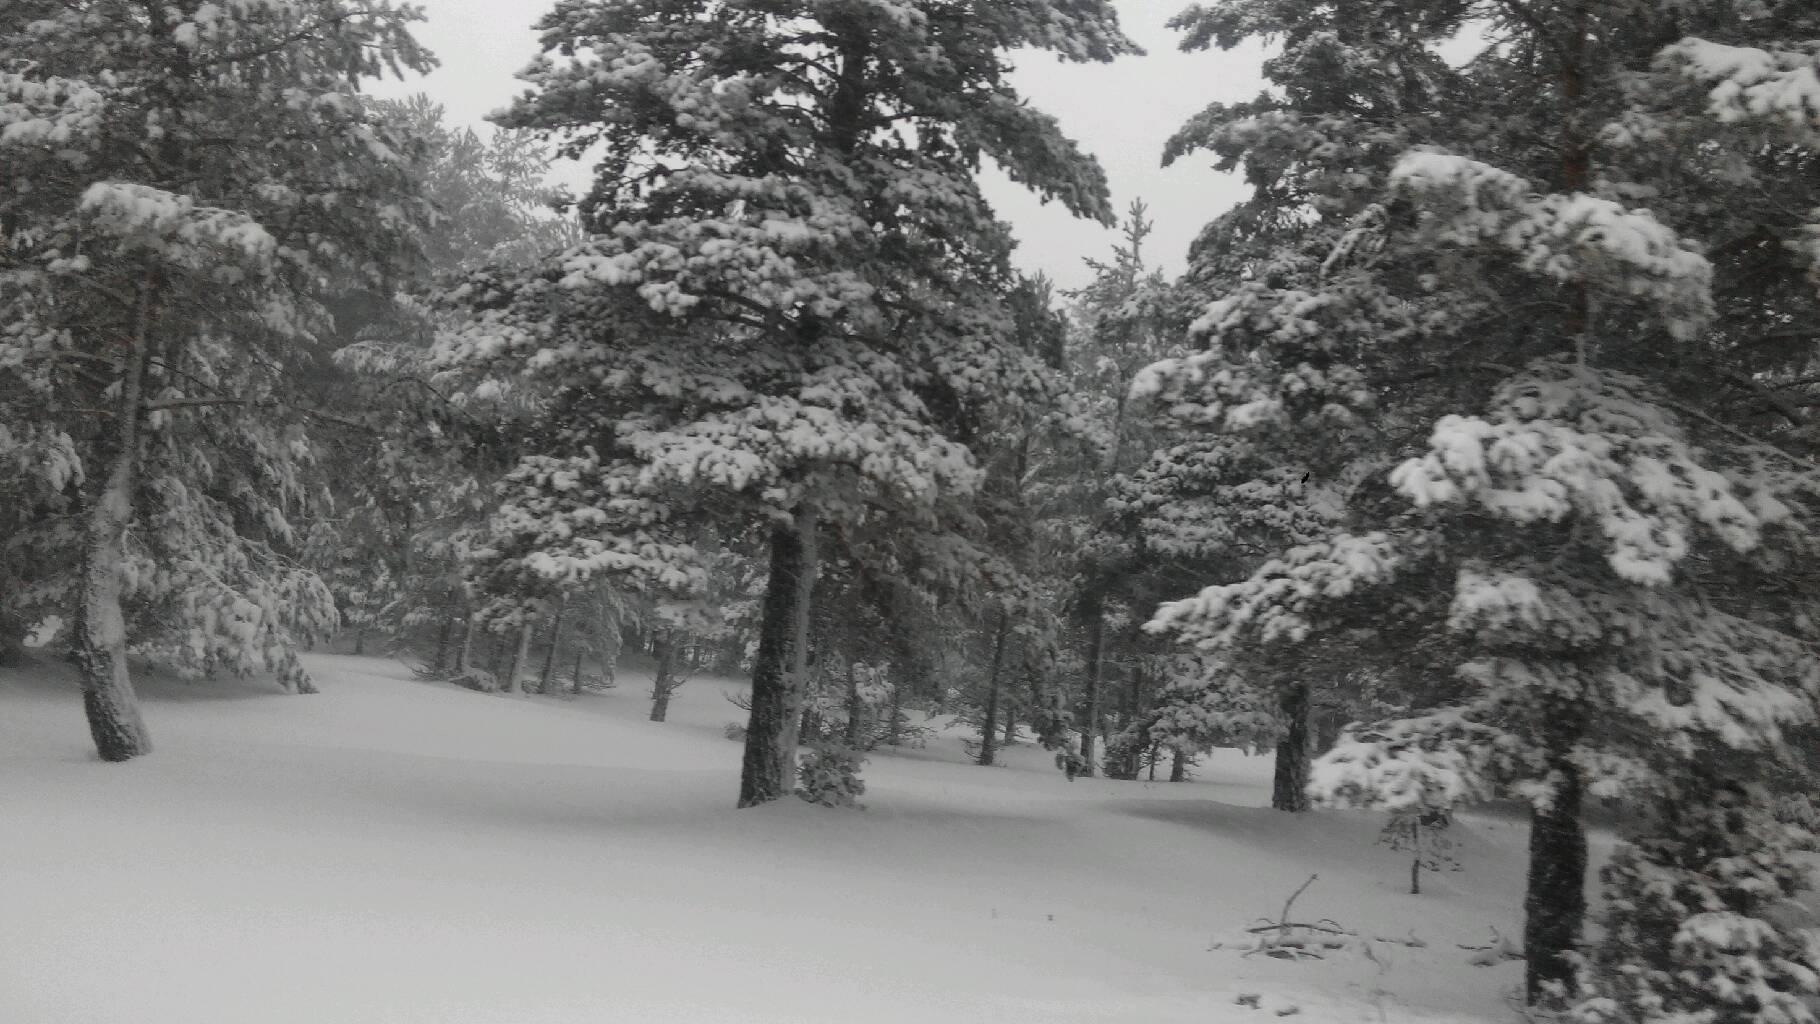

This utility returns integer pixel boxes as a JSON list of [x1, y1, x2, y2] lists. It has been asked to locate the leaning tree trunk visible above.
[[977, 613, 1009, 766], [74, 283, 155, 762], [1079, 600, 1104, 777], [538, 594, 567, 694], [1524, 745, 1587, 1004], [648, 629, 678, 722], [738, 507, 818, 807], [1272, 682, 1311, 812], [504, 620, 532, 695]]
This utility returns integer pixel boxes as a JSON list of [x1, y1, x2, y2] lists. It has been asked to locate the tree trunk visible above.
[[649, 629, 678, 722], [777, 507, 817, 781], [1080, 602, 1104, 777], [353, 623, 366, 657], [1523, 758, 1587, 1004], [432, 615, 456, 674], [485, 632, 505, 681], [504, 620, 531, 695], [571, 648, 585, 694], [738, 507, 818, 808], [844, 660, 864, 749], [1170, 747, 1187, 782], [1272, 682, 1311, 812], [1003, 702, 1017, 746], [539, 594, 567, 694], [456, 615, 476, 674], [74, 282, 155, 762], [977, 612, 1009, 766], [1411, 816, 1424, 895], [887, 673, 904, 746]]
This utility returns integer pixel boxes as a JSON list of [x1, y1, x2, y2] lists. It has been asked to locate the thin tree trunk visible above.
[[504, 620, 531, 695], [456, 614, 475, 674], [1080, 602, 1104, 777], [572, 648, 585, 694], [1411, 816, 1423, 895], [353, 624, 366, 657], [1272, 682, 1311, 812], [649, 629, 678, 722], [844, 661, 864, 749], [74, 282, 156, 761], [539, 594, 567, 694], [738, 507, 818, 808], [1524, 755, 1587, 1003], [978, 612, 1009, 766], [1003, 702, 1017, 746], [1170, 747, 1187, 782]]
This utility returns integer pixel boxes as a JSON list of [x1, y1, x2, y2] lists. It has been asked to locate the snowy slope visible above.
[[1, 654, 1533, 1024]]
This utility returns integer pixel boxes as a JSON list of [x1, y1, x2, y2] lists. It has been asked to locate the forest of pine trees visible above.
[[6, 0, 1820, 1017]]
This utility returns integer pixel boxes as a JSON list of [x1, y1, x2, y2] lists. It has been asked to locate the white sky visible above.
[[373, 0, 1265, 291]]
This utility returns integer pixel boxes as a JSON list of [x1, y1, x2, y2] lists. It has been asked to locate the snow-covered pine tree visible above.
[[1, 0, 435, 757], [306, 97, 581, 670], [1142, 0, 1820, 1006], [441, 0, 1137, 806]]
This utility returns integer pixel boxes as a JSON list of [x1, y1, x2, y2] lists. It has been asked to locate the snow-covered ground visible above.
[[2, 654, 1533, 1023]]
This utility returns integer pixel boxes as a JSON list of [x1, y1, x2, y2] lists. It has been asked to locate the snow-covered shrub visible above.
[[450, 668, 499, 694], [1569, 784, 1820, 1024], [795, 745, 866, 809]]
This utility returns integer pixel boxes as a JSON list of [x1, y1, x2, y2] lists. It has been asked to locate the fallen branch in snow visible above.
[[1227, 875, 1360, 960]]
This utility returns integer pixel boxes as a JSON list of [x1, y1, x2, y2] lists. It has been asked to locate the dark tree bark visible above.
[[977, 612, 1009, 766], [738, 508, 818, 807], [504, 620, 532, 695], [353, 624, 366, 657], [1524, 758, 1587, 1003], [1003, 702, 1017, 746], [75, 281, 156, 761], [485, 632, 506, 681], [649, 629, 678, 722], [1080, 600, 1104, 777], [843, 660, 864, 749], [1170, 747, 1187, 782], [886, 673, 903, 746], [538, 594, 567, 694], [1272, 682, 1311, 812], [432, 615, 456, 674], [571, 647, 585, 694]]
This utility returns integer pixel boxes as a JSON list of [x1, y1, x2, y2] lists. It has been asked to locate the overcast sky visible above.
[[372, 1, 1266, 291]]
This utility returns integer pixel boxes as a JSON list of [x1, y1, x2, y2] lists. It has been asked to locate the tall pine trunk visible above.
[[649, 629, 678, 722], [738, 507, 818, 807], [977, 612, 1008, 766], [538, 594, 567, 694], [1080, 600, 1104, 777], [504, 620, 531, 695], [1523, 751, 1587, 1003], [74, 282, 155, 762], [1170, 747, 1187, 782], [1272, 682, 1310, 812]]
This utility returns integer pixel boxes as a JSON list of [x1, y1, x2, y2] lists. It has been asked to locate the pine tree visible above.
[[1141, 0, 1820, 1005], [1, 0, 435, 757], [442, 0, 1137, 806]]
